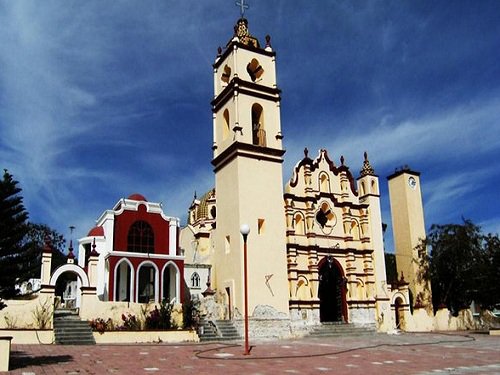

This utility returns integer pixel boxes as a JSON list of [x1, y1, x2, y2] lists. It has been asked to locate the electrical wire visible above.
[[194, 332, 477, 361]]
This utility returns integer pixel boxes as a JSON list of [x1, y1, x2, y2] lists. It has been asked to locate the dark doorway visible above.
[[225, 287, 232, 320], [318, 256, 346, 322]]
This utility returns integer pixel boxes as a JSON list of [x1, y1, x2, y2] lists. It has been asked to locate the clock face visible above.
[[408, 176, 417, 189]]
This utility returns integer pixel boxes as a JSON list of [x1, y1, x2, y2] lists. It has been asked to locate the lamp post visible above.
[[240, 224, 251, 355]]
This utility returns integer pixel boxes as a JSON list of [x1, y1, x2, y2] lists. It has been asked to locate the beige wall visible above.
[[214, 155, 289, 315], [93, 330, 198, 344], [388, 171, 431, 309]]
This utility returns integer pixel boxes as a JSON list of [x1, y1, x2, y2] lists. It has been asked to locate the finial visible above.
[[194, 190, 197, 200], [265, 35, 271, 48], [304, 147, 309, 158], [90, 237, 100, 257], [340, 155, 345, 166], [360, 151, 375, 177], [202, 271, 216, 297], [67, 240, 75, 260], [217, 46, 222, 57], [236, 0, 249, 18]]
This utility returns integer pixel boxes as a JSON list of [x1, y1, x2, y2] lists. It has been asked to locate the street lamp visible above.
[[240, 224, 251, 355]]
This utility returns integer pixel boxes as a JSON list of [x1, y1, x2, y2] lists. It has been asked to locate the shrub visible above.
[[89, 318, 114, 334], [120, 313, 141, 330], [145, 300, 172, 330]]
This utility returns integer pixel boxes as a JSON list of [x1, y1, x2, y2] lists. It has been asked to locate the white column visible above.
[[169, 219, 178, 256]]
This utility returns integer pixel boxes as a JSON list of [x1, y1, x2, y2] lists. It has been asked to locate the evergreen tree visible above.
[[0, 170, 34, 309]]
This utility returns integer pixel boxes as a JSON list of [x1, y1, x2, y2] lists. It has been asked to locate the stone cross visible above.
[[236, 0, 249, 17]]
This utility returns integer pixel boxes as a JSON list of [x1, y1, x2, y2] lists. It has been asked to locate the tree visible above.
[[473, 233, 500, 310], [417, 219, 500, 314], [384, 252, 398, 284], [0, 170, 35, 309], [24, 223, 67, 273]]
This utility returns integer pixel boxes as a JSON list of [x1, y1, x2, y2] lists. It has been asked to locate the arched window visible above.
[[350, 220, 360, 240], [251, 103, 266, 146], [294, 213, 305, 235], [191, 272, 200, 288], [127, 221, 154, 253], [319, 173, 330, 193]]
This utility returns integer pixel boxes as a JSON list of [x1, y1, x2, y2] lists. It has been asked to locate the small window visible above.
[[258, 219, 265, 234], [251, 103, 266, 146], [350, 220, 360, 240], [246, 58, 264, 82], [316, 202, 335, 228], [191, 272, 201, 288], [222, 65, 231, 84], [222, 109, 230, 141], [225, 235, 231, 254]]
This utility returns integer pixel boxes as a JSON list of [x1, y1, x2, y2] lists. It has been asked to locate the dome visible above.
[[128, 193, 148, 202], [87, 226, 104, 237]]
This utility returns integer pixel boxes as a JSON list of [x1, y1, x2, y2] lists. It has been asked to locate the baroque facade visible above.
[[179, 16, 419, 333]]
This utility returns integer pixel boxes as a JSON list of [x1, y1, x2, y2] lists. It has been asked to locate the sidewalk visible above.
[[7, 332, 500, 374]]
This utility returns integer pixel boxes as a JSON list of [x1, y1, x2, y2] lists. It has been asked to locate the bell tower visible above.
[[387, 168, 432, 310], [211, 16, 289, 316]]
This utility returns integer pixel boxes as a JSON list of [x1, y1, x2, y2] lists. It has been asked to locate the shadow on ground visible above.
[[9, 351, 73, 370]]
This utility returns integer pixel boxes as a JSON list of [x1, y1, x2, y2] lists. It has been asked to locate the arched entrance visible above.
[[137, 262, 158, 303], [50, 264, 91, 309], [162, 262, 179, 303], [318, 256, 347, 322], [394, 296, 405, 330], [114, 259, 133, 302]]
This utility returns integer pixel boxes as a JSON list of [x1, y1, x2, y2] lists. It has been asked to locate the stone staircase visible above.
[[198, 319, 242, 342], [308, 322, 377, 338], [53, 309, 96, 345]]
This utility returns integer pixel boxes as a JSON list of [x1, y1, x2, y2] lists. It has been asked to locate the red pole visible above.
[[243, 234, 250, 355]]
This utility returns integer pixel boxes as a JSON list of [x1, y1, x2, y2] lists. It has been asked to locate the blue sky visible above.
[[1, 1, 499, 250]]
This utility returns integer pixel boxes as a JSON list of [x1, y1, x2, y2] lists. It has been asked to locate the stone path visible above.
[[7, 332, 500, 374]]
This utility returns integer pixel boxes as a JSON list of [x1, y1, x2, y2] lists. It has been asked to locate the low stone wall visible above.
[[0, 329, 54, 344], [80, 295, 184, 329], [233, 317, 292, 340], [0, 294, 54, 329], [92, 330, 198, 344]]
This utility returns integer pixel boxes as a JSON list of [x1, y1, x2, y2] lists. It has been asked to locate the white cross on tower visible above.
[[235, 0, 249, 17]]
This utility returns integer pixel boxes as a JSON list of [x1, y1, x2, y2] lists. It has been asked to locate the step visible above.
[[53, 312, 95, 345], [309, 323, 376, 338], [198, 320, 242, 342]]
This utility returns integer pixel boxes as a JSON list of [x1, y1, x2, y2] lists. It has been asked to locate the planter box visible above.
[[92, 329, 199, 344]]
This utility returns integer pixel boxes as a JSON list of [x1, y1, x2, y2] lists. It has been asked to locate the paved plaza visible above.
[[7, 332, 500, 374]]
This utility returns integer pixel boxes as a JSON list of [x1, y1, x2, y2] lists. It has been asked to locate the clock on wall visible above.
[[408, 176, 417, 190]]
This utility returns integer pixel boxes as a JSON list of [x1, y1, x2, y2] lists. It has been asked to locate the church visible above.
[[178, 15, 430, 336]]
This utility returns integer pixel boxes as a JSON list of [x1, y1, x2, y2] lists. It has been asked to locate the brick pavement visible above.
[[7, 332, 500, 374]]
